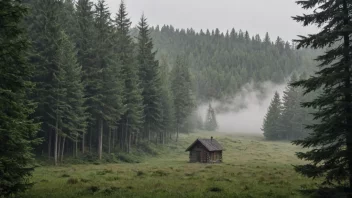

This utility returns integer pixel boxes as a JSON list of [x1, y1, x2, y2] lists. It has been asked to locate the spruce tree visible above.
[[279, 74, 300, 140], [115, 1, 144, 152], [204, 104, 218, 131], [159, 55, 175, 143], [26, 0, 64, 165], [75, 0, 95, 153], [292, 0, 352, 189], [171, 56, 195, 141], [262, 92, 281, 140], [55, 31, 87, 159], [92, 0, 125, 159], [137, 15, 163, 142], [0, 0, 40, 195]]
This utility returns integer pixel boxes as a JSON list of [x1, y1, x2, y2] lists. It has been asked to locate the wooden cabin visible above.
[[185, 137, 223, 163]]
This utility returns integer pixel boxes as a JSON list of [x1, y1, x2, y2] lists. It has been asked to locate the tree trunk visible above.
[[155, 132, 158, 145], [98, 119, 103, 160], [89, 126, 92, 152], [120, 124, 123, 150], [128, 132, 132, 154], [125, 119, 128, 152], [57, 135, 61, 163], [75, 137, 78, 158], [162, 132, 165, 145], [135, 133, 138, 145], [60, 136, 66, 162], [112, 127, 115, 153], [108, 126, 111, 154], [54, 119, 58, 166], [48, 129, 52, 159], [82, 131, 85, 154], [148, 122, 150, 143], [176, 124, 179, 142]]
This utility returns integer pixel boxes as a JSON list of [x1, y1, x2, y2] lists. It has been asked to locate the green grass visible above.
[[21, 132, 319, 198]]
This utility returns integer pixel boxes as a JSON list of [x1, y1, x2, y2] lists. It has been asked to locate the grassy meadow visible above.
[[21, 132, 318, 198]]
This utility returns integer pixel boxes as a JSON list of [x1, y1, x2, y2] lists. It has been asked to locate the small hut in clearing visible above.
[[185, 137, 223, 163]]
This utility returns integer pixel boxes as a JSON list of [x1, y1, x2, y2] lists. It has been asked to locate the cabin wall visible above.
[[189, 142, 209, 163], [209, 151, 222, 163]]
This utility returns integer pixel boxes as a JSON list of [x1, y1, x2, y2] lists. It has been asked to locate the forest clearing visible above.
[[21, 132, 317, 198]]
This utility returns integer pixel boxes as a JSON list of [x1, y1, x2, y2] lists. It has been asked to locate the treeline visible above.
[[22, 0, 195, 165], [134, 26, 316, 101], [262, 73, 315, 141]]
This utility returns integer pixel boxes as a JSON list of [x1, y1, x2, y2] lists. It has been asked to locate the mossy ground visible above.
[[22, 132, 318, 198]]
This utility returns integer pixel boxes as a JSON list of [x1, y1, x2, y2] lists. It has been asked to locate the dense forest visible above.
[[22, 0, 197, 165], [15, 0, 316, 167], [4, 0, 352, 196], [141, 26, 317, 102]]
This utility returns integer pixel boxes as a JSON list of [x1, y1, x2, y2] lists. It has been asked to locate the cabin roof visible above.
[[185, 138, 223, 152]]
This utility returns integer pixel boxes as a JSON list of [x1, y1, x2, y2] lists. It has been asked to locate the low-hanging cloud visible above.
[[198, 81, 285, 134]]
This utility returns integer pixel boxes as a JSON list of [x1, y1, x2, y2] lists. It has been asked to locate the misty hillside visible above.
[[131, 26, 317, 101]]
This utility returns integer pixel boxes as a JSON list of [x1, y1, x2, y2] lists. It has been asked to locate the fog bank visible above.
[[198, 81, 285, 134]]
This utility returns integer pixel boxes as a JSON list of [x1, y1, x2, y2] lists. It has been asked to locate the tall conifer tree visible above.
[[171, 56, 195, 141], [137, 15, 163, 142], [262, 92, 282, 140], [279, 74, 300, 140], [0, 0, 40, 195], [115, 1, 144, 152], [292, 0, 352, 190], [76, 0, 95, 153]]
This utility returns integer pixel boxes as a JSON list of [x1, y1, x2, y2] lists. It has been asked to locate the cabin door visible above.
[[196, 151, 201, 162]]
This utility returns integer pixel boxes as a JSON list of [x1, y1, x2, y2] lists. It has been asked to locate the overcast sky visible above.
[[104, 0, 318, 42]]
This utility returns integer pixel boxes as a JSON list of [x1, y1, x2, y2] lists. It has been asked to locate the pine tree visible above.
[[204, 104, 218, 131], [26, 0, 64, 165], [279, 74, 300, 140], [75, 0, 95, 153], [92, 0, 125, 159], [55, 31, 87, 159], [137, 15, 163, 143], [159, 55, 175, 143], [0, 0, 40, 195], [171, 56, 195, 141], [262, 92, 282, 140], [115, 1, 144, 152], [292, 0, 352, 189]]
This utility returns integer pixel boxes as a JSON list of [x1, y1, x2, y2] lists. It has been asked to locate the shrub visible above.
[[87, 186, 100, 193], [208, 187, 222, 192], [67, 178, 79, 184], [152, 170, 168, 176], [96, 169, 113, 175], [61, 174, 70, 178], [136, 171, 144, 176]]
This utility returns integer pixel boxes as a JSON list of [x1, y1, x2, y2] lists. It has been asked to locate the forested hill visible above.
[[132, 26, 316, 102]]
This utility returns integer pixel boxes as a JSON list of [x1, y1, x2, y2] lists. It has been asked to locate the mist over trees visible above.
[[262, 73, 314, 141], [136, 26, 317, 102]]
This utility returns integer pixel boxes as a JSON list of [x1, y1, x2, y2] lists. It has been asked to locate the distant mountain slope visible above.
[[133, 25, 317, 101]]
